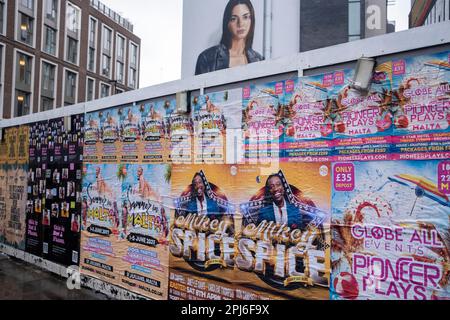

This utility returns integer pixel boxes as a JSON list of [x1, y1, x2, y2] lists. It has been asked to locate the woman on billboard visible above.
[[195, 0, 264, 75]]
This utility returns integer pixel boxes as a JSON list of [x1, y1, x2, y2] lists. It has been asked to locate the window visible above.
[[116, 61, 124, 84], [88, 17, 97, 72], [0, 45, 3, 109], [64, 70, 77, 106], [41, 97, 53, 111], [14, 51, 33, 117], [41, 62, 55, 92], [86, 78, 95, 101], [117, 35, 125, 61], [67, 37, 78, 64], [65, 2, 80, 65], [129, 42, 138, 89], [66, 2, 80, 34], [15, 90, 31, 117], [130, 43, 138, 67], [16, 53, 32, 86], [348, 0, 361, 41], [44, 0, 58, 22], [40, 61, 56, 111], [101, 26, 112, 78], [88, 47, 96, 72], [103, 26, 112, 53], [0, 0, 5, 35], [20, 0, 33, 10], [102, 54, 111, 77], [100, 83, 110, 98], [89, 17, 97, 47], [18, 13, 34, 45], [43, 26, 57, 55], [42, 0, 59, 57], [129, 68, 136, 89]]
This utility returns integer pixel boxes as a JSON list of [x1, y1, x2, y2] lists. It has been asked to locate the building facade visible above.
[[410, 0, 449, 27], [300, 0, 395, 52], [0, 0, 141, 119]]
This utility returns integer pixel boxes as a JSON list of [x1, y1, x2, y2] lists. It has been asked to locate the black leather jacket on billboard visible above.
[[195, 44, 264, 75]]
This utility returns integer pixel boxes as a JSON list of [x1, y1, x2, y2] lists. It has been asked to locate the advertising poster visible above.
[[169, 165, 237, 300], [282, 77, 334, 162], [331, 160, 450, 300], [166, 113, 193, 164], [332, 66, 393, 162], [84, 113, 101, 163], [5, 127, 18, 165], [391, 51, 450, 160], [118, 104, 142, 164], [17, 125, 30, 165], [0, 133, 7, 165], [169, 163, 331, 300], [80, 164, 122, 285], [139, 99, 175, 164], [85, 108, 121, 164], [0, 164, 7, 244], [25, 121, 48, 256], [191, 89, 242, 164], [68, 114, 85, 165], [242, 81, 284, 163], [234, 163, 331, 300], [118, 164, 171, 300], [41, 116, 84, 266], [4, 164, 28, 250]]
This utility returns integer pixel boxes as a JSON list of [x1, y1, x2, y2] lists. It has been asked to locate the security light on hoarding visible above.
[[351, 57, 376, 92], [176, 91, 190, 114]]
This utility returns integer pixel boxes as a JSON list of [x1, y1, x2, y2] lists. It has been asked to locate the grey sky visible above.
[[102, 0, 411, 88], [101, 0, 183, 88]]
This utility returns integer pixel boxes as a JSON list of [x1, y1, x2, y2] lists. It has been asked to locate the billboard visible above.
[[181, 0, 300, 77]]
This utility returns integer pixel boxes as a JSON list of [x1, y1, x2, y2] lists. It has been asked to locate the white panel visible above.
[[181, 0, 265, 78]]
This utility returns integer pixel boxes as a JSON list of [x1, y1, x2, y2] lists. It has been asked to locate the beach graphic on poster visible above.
[[192, 89, 242, 164], [140, 99, 175, 163], [117, 164, 171, 300], [242, 82, 283, 163], [80, 164, 122, 285], [331, 160, 450, 300], [331, 66, 393, 161], [391, 51, 450, 160], [282, 76, 333, 162], [169, 163, 331, 300]]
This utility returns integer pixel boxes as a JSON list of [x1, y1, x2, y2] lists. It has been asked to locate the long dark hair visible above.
[[220, 0, 255, 51]]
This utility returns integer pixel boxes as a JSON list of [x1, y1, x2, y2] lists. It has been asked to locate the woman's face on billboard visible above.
[[228, 4, 251, 41]]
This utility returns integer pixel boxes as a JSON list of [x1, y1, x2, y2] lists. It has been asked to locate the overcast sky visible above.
[[101, 0, 411, 88]]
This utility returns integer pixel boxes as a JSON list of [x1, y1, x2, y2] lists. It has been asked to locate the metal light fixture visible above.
[[176, 91, 190, 114], [19, 58, 26, 66], [17, 95, 24, 102], [351, 57, 376, 92], [20, 24, 28, 31]]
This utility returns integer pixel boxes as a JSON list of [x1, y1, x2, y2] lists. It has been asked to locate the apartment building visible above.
[[0, 0, 141, 119]]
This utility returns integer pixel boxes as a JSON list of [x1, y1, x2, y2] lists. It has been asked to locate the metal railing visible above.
[[89, 0, 134, 33]]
